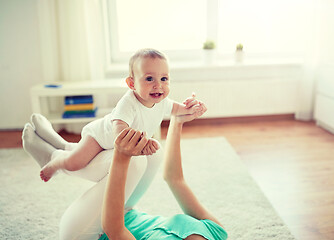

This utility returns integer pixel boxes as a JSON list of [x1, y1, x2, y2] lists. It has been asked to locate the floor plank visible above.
[[1, 118, 334, 240]]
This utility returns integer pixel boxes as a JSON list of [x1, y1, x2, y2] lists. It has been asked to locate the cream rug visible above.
[[0, 137, 296, 239]]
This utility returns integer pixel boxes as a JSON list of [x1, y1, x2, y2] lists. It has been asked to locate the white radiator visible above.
[[168, 78, 299, 119]]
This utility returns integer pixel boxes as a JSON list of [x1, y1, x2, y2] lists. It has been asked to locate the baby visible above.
[[30, 49, 204, 182]]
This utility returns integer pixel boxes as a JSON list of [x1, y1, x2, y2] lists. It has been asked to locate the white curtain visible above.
[[38, 0, 105, 83], [38, 0, 106, 133]]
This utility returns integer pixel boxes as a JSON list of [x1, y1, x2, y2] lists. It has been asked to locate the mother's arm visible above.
[[163, 104, 223, 227], [101, 128, 148, 240]]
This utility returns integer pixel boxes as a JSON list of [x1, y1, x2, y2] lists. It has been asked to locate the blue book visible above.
[[62, 108, 97, 118], [65, 95, 93, 105]]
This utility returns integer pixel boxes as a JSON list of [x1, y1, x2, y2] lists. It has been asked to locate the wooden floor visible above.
[[1, 117, 334, 240]]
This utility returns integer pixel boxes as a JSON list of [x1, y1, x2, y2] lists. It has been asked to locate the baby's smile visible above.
[[150, 92, 163, 98]]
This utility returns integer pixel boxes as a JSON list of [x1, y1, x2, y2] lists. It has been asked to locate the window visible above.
[[105, 0, 207, 62], [105, 0, 315, 63], [217, 0, 315, 57]]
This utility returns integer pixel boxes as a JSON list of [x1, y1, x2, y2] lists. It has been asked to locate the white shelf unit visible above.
[[30, 80, 128, 124]]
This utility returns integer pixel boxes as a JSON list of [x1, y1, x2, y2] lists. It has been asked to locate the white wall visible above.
[[0, 0, 43, 129], [1, 0, 330, 129], [312, 0, 334, 133], [317, 0, 334, 64]]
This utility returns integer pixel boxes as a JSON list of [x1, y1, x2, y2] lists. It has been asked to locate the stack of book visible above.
[[62, 95, 97, 118]]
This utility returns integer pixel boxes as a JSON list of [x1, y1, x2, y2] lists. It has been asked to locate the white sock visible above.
[[65, 142, 78, 151], [30, 113, 69, 150], [22, 123, 56, 168]]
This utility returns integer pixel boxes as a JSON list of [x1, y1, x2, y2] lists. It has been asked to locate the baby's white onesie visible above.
[[81, 90, 174, 149]]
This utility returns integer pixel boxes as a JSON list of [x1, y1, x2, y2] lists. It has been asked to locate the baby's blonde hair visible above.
[[129, 48, 168, 78]]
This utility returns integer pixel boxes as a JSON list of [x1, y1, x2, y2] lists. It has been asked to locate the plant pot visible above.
[[203, 49, 216, 65], [235, 50, 244, 63]]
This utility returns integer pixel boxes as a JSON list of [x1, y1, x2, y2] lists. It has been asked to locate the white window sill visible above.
[[105, 57, 303, 81]]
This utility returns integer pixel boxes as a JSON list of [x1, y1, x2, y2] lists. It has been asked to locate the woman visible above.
[[22, 101, 227, 239], [99, 112, 228, 239]]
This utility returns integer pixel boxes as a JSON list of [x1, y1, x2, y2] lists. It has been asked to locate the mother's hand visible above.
[[114, 128, 148, 157]]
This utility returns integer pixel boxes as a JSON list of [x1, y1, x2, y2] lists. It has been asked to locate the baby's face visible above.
[[132, 57, 170, 108]]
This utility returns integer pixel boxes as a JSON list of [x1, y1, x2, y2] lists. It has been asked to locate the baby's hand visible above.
[[179, 92, 207, 116], [175, 93, 201, 116], [183, 92, 199, 110], [175, 101, 207, 123], [141, 138, 160, 155]]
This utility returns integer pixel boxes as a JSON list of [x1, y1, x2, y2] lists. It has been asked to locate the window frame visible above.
[[103, 0, 219, 64], [103, 0, 308, 66]]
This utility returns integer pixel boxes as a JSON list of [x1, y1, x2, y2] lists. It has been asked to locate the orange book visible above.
[[64, 103, 94, 111]]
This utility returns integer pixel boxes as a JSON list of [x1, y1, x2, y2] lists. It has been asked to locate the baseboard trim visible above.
[[161, 114, 296, 127]]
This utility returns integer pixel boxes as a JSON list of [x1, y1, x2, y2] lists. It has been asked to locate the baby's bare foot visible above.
[[40, 161, 58, 182]]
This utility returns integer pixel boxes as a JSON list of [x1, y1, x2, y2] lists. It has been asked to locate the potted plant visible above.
[[203, 40, 216, 64], [203, 40, 216, 50], [235, 43, 244, 63], [236, 43, 243, 51]]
